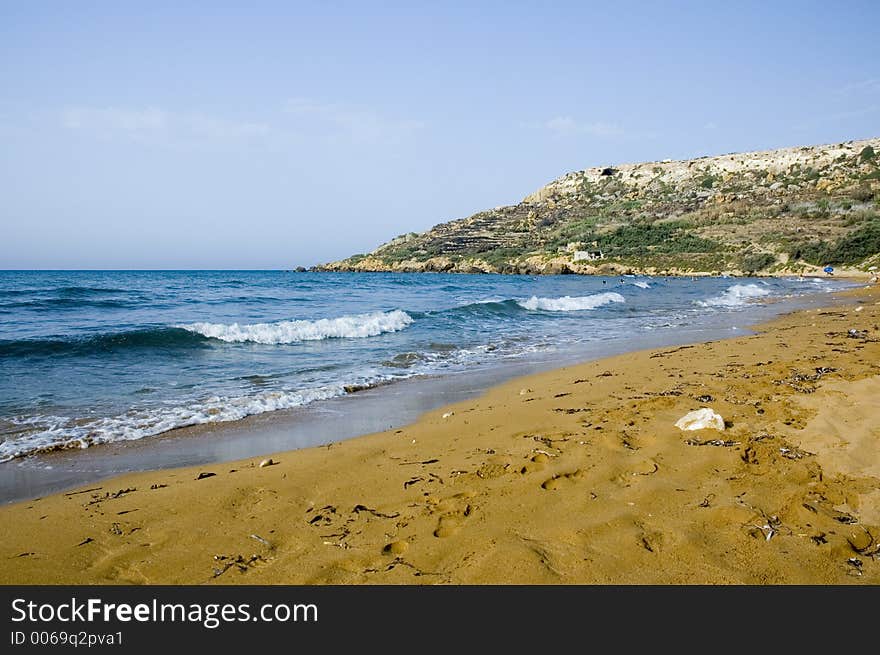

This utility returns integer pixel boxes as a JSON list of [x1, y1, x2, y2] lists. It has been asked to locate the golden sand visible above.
[[1, 287, 878, 584]]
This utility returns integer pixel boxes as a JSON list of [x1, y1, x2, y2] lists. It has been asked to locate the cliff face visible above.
[[317, 138, 880, 277]]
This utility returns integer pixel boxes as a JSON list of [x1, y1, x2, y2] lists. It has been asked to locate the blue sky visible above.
[[1, 1, 878, 269]]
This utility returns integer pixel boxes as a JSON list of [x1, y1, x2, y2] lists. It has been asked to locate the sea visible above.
[[0, 270, 853, 496]]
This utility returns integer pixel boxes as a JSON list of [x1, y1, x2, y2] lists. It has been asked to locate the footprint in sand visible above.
[[430, 490, 477, 538], [613, 459, 660, 485], [434, 515, 461, 538], [630, 459, 659, 475], [541, 469, 585, 490], [637, 525, 666, 553], [519, 453, 550, 475]]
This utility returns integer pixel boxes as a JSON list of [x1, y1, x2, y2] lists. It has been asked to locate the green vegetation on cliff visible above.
[[318, 138, 880, 276]]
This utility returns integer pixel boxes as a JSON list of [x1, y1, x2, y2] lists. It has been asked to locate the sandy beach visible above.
[[1, 286, 878, 585]]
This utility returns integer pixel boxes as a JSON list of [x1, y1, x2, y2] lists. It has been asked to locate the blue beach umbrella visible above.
[[824, 265, 834, 274]]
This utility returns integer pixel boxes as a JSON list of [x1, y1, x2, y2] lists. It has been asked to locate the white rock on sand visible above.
[[675, 408, 725, 431]]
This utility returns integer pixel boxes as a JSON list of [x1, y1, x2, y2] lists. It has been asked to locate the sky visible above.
[[1, 1, 878, 269]]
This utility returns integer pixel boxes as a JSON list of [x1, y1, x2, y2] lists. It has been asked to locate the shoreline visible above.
[[0, 285, 856, 504], [0, 285, 877, 583]]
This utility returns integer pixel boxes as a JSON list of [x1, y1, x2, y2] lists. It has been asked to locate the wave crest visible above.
[[179, 310, 413, 344], [517, 292, 626, 312], [0, 328, 207, 358], [697, 284, 771, 307]]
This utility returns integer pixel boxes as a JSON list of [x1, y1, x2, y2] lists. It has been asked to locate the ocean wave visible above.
[[0, 286, 131, 298], [517, 292, 626, 312], [1, 297, 139, 311], [380, 337, 551, 372], [0, 288, 46, 298], [0, 328, 208, 358], [54, 286, 130, 296], [786, 277, 829, 285], [179, 310, 413, 344], [697, 284, 771, 307], [0, 385, 349, 462], [632, 281, 651, 289], [418, 298, 523, 320], [0, 284, 135, 306], [381, 342, 496, 370]]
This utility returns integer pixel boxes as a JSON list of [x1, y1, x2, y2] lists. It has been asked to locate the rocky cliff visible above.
[[317, 138, 880, 277]]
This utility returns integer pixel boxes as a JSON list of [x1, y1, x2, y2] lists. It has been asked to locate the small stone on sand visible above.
[[847, 527, 873, 553], [383, 540, 409, 555]]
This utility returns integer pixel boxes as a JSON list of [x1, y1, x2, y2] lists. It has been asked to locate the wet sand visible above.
[[1, 286, 877, 584]]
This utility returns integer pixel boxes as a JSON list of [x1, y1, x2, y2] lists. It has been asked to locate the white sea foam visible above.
[[0, 331, 562, 462], [518, 292, 625, 312], [395, 340, 555, 372], [697, 283, 771, 308], [632, 281, 651, 289], [785, 277, 833, 291], [180, 310, 413, 344], [0, 385, 352, 462]]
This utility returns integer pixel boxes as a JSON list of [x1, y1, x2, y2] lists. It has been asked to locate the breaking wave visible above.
[[517, 292, 626, 312], [179, 310, 413, 344], [697, 284, 771, 307]]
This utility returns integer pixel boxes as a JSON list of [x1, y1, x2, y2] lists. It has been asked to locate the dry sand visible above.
[[1, 287, 878, 584]]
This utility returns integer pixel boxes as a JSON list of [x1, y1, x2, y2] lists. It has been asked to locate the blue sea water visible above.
[[0, 270, 849, 463]]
